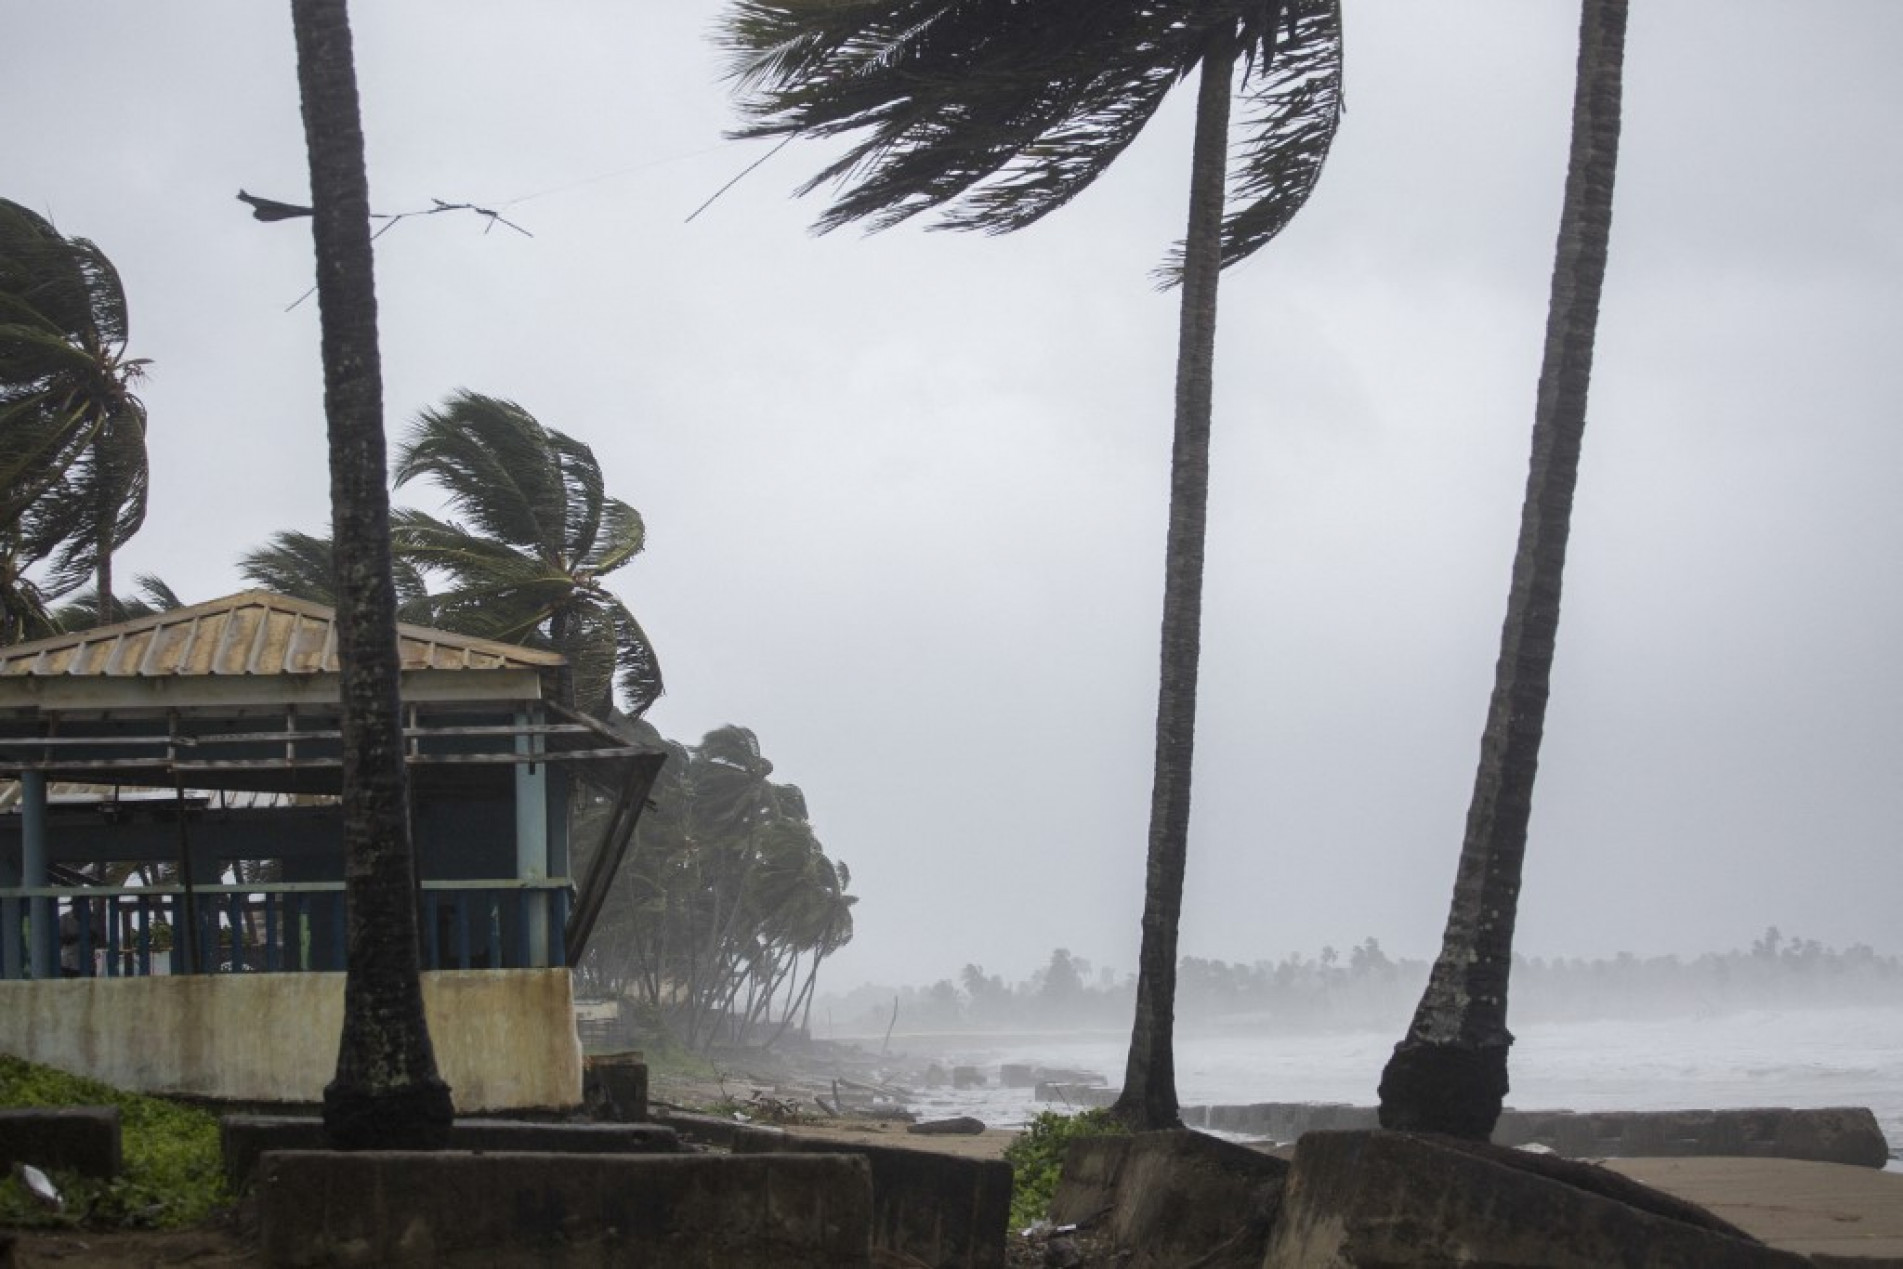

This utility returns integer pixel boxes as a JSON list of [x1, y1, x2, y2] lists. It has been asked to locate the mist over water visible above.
[[829, 1006, 1903, 1172]]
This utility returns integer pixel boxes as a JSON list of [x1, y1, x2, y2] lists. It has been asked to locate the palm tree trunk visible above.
[[1378, 0, 1626, 1140], [1112, 32, 1235, 1133], [291, 0, 454, 1150]]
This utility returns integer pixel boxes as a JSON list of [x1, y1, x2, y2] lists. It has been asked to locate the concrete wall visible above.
[[0, 969, 581, 1112]]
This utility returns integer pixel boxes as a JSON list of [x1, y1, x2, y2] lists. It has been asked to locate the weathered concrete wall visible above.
[[223, 1115, 679, 1193], [258, 1150, 873, 1267], [1050, 1130, 1288, 1269], [1177, 1101, 1891, 1168], [0, 970, 580, 1112], [731, 1124, 1012, 1269]]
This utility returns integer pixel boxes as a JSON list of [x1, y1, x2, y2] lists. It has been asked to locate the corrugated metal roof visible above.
[[0, 591, 566, 680]]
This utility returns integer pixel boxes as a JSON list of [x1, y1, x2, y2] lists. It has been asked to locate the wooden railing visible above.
[[0, 880, 571, 980]]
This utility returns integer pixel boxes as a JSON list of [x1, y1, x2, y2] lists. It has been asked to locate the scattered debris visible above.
[[909, 1116, 988, 1136], [12, 1161, 62, 1211]]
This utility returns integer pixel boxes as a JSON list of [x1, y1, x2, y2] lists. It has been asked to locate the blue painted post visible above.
[[550, 888, 570, 968], [21, 771, 51, 978], [265, 894, 280, 972], [515, 707, 550, 967], [105, 897, 120, 978], [0, 819, 20, 981], [454, 893, 471, 969]]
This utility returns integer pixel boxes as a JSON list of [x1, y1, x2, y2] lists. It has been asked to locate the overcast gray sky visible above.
[[5, 1, 1899, 992]]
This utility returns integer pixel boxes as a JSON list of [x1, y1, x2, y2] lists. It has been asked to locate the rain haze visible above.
[[5, 1, 1899, 1000]]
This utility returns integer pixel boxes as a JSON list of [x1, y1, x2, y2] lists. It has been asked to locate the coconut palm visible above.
[[0, 198, 150, 631], [725, 0, 1345, 1128], [1378, 0, 1628, 1139], [51, 574, 181, 631], [289, 0, 453, 1150], [238, 527, 437, 624], [391, 391, 662, 718]]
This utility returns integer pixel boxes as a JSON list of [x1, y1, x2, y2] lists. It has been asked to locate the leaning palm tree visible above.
[[725, 0, 1345, 1128], [238, 527, 437, 625], [392, 391, 663, 718], [1378, 0, 1628, 1140], [0, 198, 150, 627], [289, 0, 453, 1150]]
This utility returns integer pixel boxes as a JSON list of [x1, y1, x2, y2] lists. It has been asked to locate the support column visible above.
[[515, 706, 549, 968], [1, 809, 21, 981], [22, 770, 52, 979]]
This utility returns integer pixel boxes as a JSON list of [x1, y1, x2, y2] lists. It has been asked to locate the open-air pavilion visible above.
[[0, 590, 664, 1108]]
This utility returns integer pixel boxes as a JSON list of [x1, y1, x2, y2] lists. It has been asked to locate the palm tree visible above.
[[238, 527, 437, 624], [725, 0, 1345, 1128], [289, 0, 453, 1150], [0, 198, 150, 631], [392, 390, 662, 718], [51, 574, 181, 631], [1377, 0, 1628, 1140]]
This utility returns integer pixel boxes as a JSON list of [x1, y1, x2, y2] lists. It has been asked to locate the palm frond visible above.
[[396, 391, 569, 557], [1159, 0, 1344, 279], [725, 0, 1342, 273]]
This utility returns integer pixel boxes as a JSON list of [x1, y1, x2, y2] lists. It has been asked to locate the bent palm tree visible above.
[[1378, 0, 1628, 1139], [0, 198, 150, 631], [290, 0, 453, 1150], [392, 391, 662, 718], [726, 0, 1344, 1128], [239, 527, 436, 624]]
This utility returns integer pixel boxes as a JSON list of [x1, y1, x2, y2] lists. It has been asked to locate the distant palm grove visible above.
[[853, 932, 1903, 1038]]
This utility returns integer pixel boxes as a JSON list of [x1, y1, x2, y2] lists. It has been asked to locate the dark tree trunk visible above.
[[291, 0, 453, 1150], [1112, 34, 1235, 1133], [1378, 0, 1626, 1140]]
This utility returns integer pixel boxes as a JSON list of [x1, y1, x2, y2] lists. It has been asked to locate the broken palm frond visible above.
[[237, 189, 533, 311]]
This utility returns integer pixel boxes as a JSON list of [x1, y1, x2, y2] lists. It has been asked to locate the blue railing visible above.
[[0, 881, 571, 980]]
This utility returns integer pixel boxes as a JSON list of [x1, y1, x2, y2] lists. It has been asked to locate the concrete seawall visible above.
[[0, 969, 582, 1112]]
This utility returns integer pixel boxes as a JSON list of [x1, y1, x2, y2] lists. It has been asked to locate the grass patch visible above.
[[1002, 1107, 1127, 1230], [0, 1054, 227, 1229]]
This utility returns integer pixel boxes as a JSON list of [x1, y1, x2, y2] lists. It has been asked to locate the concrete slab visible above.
[[1050, 1129, 1288, 1269], [257, 1149, 872, 1267], [0, 1107, 120, 1178], [222, 1114, 680, 1192], [1263, 1130, 1812, 1268], [732, 1124, 1011, 1269]]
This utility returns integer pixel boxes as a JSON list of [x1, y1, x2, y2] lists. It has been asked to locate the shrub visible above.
[[0, 1054, 227, 1229], [1002, 1107, 1127, 1230]]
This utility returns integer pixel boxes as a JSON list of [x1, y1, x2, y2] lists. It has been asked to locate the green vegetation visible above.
[[1002, 1108, 1126, 1231], [0, 1054, 226, 1229]]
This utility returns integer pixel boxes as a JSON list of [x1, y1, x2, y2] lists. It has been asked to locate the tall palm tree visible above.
[[392, 391, 663, 718], [290, 0, 453, 1150], [238, 527, 437, 624], [725, 0, 1345, 1128], [0, 198, 150, 631], [1378, 0, 1628, 1140]]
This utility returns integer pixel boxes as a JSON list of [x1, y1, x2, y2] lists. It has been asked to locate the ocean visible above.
[[868, 1004, 1903, 1169]]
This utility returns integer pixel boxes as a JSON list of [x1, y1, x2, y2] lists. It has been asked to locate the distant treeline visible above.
[[825, 929, 1903, 1035]]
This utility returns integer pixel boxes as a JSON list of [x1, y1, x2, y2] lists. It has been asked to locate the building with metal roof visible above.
[[0, 591, 664, 1110]]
